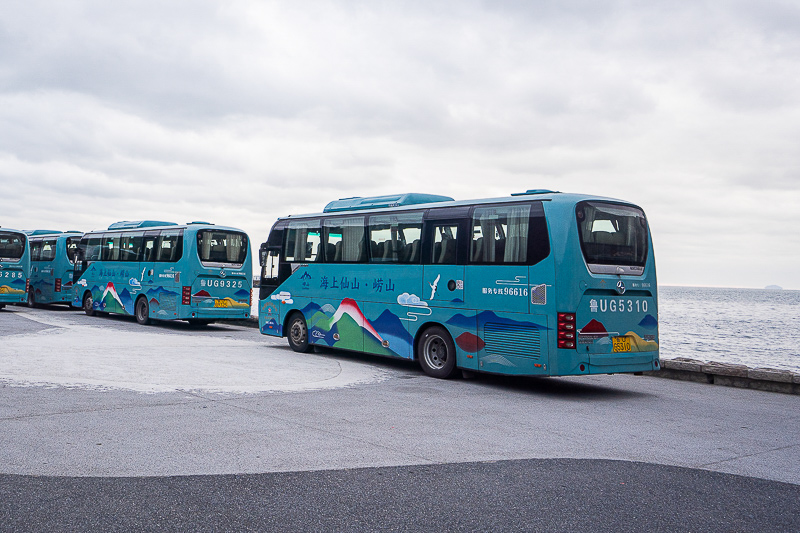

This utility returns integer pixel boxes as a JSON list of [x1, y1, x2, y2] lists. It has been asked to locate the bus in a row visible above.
[[72, 221, 252, 325], [0, 227, 29, 310], [26, 230, 82, 307], [257, 190, 659, 379]]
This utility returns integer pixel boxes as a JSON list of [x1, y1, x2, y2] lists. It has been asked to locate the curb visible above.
[[645, 358, 800, 395]]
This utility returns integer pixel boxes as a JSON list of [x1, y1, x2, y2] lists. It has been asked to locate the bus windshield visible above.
[[576, 201, 647, 269], [0, 231, 25, 260], [196, 230, 248, 265]]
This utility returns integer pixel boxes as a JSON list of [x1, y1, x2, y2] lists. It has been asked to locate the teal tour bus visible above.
[[73, 221, 252, 325], [257, 191, 659, 378]]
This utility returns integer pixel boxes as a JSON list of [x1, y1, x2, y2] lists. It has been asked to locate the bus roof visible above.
[[107, 220, 178, 230], [323, 193, 454, 213], [281, 190, 638, 220], [83, 221, 245, 235]]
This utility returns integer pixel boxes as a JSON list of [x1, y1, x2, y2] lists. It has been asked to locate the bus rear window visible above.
[[576, 201, 648, 274], [197, 230, 247, 265], [0, 232, 25, 260]]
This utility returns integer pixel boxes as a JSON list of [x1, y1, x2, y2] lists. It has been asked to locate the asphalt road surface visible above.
[[1, 305, 799, 532]]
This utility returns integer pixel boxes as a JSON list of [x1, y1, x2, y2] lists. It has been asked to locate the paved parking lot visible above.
[[1, 305, 799, 531]]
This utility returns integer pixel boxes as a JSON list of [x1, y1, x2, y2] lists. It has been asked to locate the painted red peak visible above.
[[193, 290, 211, 297], [456, 332, 486, 353], [581, 319, 607, 334]]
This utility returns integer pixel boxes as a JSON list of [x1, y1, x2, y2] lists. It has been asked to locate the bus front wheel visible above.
[[417, 326, 458, 379], [83, 292, 96, 316], [135, 297, 151, 325], [27, 291, 36, 308], [287, 312, 312, 353]]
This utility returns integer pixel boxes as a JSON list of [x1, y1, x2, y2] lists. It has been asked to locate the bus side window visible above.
[[324, 217, 365, 263], [30, 240, 42, 262], [431, 224, 459, 265], [284, 221, 321, 263], [156, 231, 183, 262], [41, 239, 57, 262], [65, 238, 79, 263], [471, 204, 530, 264], [119, 232, 144, 262]]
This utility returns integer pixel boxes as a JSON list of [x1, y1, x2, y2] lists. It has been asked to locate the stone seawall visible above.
[[645, 358, 800, 395]]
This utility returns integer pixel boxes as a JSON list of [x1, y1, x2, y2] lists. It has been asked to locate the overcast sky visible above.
[[2, 0, 799, 289]]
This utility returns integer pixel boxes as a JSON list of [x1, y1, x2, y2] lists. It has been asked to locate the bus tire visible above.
[[287, 312, 312, 353], [27, 291, 36, 308], [135, 297, 151, 325], [83, 292, 96, 316], [417, 325, 458, 379]]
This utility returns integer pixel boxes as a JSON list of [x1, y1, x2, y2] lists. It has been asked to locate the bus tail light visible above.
[[182, 286, 191, 305], [557, 312, 576, 349], [55, 279, 62, 292]]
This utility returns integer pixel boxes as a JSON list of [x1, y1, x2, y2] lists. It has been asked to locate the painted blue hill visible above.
[[119, 288, 134, 314], [10, 278, 27, 289], [234, 289, 250, 298], [145, 286, 178, 298], [370, 309, 412, 345], [638, 314, 658, 330], [447, 310, 550, 330]]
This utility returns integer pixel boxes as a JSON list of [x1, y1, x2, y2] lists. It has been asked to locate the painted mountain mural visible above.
[[100, 282, 127, 314], [303, 298, 405, 358]]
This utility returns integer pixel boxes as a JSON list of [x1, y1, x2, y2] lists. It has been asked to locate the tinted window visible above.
[[470, 204, 531, 264], [576, 201, 647, 268], [197, 230, 248, 264], [324, 217, 366, 263], [102, 234, 121, 261], [368, 213, 422, 264], [156, 230, 183, 262], [65, 237, 79, 263], [30, 239, 43, 261], [119, 232, 144, 262], [284, 220, 321, 262], [40, 239, 57, 261], [431, 223, 459, 265], [82, 235, 103, 262], [0, 232, 26, 261]]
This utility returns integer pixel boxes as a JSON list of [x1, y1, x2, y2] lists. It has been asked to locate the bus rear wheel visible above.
[[287, 312, 312, 353], [83, 292, 96, 316], [135, 297, 151, 325], [417, 325, 458, 379]]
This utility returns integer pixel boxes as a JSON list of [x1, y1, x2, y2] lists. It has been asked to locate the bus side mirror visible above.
[[259, 243, 268, 267]]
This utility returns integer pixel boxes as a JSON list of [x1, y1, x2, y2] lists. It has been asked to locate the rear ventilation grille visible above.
[[484, 323, 541, 359]]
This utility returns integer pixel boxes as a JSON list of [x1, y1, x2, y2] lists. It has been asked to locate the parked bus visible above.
[[73, 221, 252, 325], [27, 230, 82, 307], [0, 227, 29, 309], [257, 191, 659, 378]]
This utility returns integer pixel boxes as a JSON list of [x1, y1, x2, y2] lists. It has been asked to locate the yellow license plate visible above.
[[612, 336, 632, 353], [214, 299, 230, 308]]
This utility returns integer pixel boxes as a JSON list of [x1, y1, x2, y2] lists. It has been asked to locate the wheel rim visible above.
[[290, 318, 306, 345], [137, 301, 146, 321], [84, 295, 92, 312], [422, 334, 448, 370]]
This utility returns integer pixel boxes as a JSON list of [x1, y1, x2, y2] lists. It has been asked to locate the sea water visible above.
[[250, 286, 800, 372], [659, 286, 800, 372]]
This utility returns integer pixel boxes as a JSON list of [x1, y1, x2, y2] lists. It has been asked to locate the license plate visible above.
[[612, 336, 632, 353], [214, 299, 230, 308]]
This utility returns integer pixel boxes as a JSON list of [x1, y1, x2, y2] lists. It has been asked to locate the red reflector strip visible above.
[[182, 286, 191, 305], [55, 279, 62, 292]]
